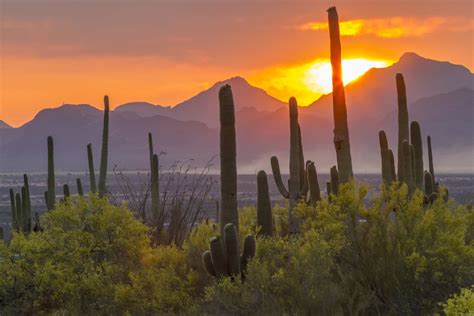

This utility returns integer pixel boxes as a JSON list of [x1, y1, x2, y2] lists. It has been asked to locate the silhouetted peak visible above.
[[0, 120, 12, 128]]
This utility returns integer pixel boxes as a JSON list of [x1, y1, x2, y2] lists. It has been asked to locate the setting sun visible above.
[[249, 58, 392, 105]]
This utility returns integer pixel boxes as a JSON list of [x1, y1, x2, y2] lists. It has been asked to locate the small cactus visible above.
[[63, 184, 70, 198], [330, 166, 340, 196], [388, 149, 397, 182], [379, 130, 392, 185], [307, 162, 321, 207], [76, 178, 84, 196], [47, 136, 56, 210], [87, 143, 97, 194], [98, 95, 110, 197], [202, 223, 256, 280], [257, 171, 273, 236], [424, 171, 434, 196]]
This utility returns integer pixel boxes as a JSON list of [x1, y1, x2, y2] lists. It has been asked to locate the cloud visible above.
[[300, 17, 474, 38]]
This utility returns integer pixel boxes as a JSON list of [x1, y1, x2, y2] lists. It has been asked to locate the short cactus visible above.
[[202, 223, 256, 280], [63, 184, 70, 198], [379, 130, 392, 184], [76, 178, 84, 196], [306, 161, 321, 207], [257, 170, 273, 236], [47, 136, 56, 210], [87, 143, 97, 194], [330, 166, 340, 196]]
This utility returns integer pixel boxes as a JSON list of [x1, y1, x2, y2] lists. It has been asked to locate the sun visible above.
[[304, 59, 390, 95], [249, 58, 392, 106]]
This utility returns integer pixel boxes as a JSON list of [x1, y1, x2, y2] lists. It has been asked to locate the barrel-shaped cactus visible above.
[[98, 95, 110, 197], [87, 143, 97, 194], [396, 73, 409, 181], [410, 121, 424, 190], [219, 85, 239, 233], [257, 171, 273, 236], [47, 136, 56, 210], [379, 130, 392, 185], [327, 7, 353, 183]]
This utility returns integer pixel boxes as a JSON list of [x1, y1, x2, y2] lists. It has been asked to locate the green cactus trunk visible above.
[[270, 156, 289, 198], [9, 189, 17, 231], [63, 184, 70, 198], [288, 97, 301, 233], [219, 85, 239, 233], [76, 178, 84, 196], [327, 7, 353, 183], [402, 140, 414, 194], [257, 171, 273, 236], [15, 193, 22, 232], [389, 150, 397, 182], [410, 121, 424, 190], [23, 174, 32, 232], [326, 182, 331, 196], [21, 186, 29, 232], [209, 236, 227, 277], [307, 162, 321, 207], [224, 223, 241, 276], [241, 235, 256, 277], [151, 154, 160, 225], [330, 166, 340, 196], [396, 73, 409, 181], [98, 95, 110, 197], [298, 125, 306, 191], [87, 143, 97, 194], [379, 130, 392, 185], [47, 136, 55, 210], [410, 145, 416, 188], [427, 135, 435, 186], [424, 171, 434, 195]]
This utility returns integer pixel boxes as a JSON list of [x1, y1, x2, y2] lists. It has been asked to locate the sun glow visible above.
[[249, 58, 391, 105]]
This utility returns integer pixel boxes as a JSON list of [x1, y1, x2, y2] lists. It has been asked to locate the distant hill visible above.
[[0, 53, 472, 173], [0, 120, 12, 129]]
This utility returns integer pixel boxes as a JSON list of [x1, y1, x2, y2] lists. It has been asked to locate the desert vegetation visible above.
[[0, 7, 472, 315]]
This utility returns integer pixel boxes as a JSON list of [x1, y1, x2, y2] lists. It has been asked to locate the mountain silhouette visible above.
[[0, 53, 472, 173]]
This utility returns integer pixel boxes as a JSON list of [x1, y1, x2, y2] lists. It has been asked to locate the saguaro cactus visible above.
[[379, 130, 392, 184], [9, 189, 17, 230], [257, 170, 273, 236], [23, 174, 31, 231], [424, 171, 434, 195], [151, 154, 160, 224], [410, 121, 424, 190], [87, 143, 97, 193], [219, 85, 239, 232], [76, 178, 84, 196], [427, 135, 435, 186], [270, 97, 303, 234], [330, 166, 340, 196], [202, 223, 256, 280], [63, 184, 70, 198], [402, 140, 414, 194], [307, 162, 321, 207], [47, 136, 56, 210], [327, 7, 353, 183], [396, 73, 409, 181], [98, 95, 110, 197]]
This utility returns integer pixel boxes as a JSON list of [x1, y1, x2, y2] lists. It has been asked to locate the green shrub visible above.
[[442, 286, 474, 315]]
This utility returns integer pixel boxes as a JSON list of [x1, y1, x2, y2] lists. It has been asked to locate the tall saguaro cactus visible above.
[[219, 85, 238, 232], [98, 95, 110, 197], [327, 6, 353, 183], [257, 170, 273, 236], [396, 73, 409, 181], [427, 135, 435, 186], [379, 130, 392, 184], [23, 174, 31, 231], [151, 154, 160, 224], [402, 140, 414, 194], [87, 144, 96, 194], [47, 136, 56, 210], [410, 121, 424, 190], [270, 97, 302, 234]]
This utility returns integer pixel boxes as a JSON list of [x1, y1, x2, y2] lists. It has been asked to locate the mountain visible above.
[[304, 52, 474, 122], [0, 120, 11, 129], [114, 77, 286, 128], [0, 53, 472, 173]]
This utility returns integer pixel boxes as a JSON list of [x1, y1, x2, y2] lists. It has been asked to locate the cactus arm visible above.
[[388, 150, 397, 182], [307, 162, 321, 207], [298, 125, 305, 191], [288, 97, 301, 233], [23, 174, 32, 231], [241, 234, 256, 276], [209, 236, 228, 277], [327, 7, 353, 183], [427, 136, 435, 185], [424, 171, 434, 196], [224, 223, 241, 276], [410, 121, 424, 190], [20, 188, 28, 232], [148, 132, 154, 171], [270, 156, 289, 198], [98, 95, 110, 197], [47, 136, 55, 210], [379, 131, 392, 184], [257, 171, 273, 236], [202, 251, 216, 277], [87, 143, 97, 194], [402, 140, 414, 194], [151, 154, 160, 224], [219, 85, 239, 232]]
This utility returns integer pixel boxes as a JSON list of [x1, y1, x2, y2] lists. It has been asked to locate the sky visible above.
[[1, 0, 473, 127]]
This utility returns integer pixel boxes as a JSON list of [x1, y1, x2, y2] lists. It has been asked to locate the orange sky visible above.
[[1, 0, 473, 127]]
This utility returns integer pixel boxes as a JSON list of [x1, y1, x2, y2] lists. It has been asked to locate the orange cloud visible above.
[[300, 17, 474, 38]]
